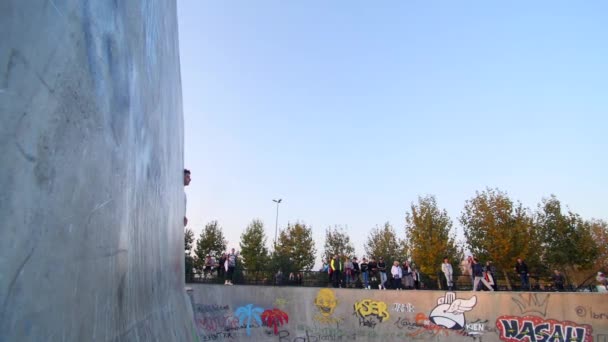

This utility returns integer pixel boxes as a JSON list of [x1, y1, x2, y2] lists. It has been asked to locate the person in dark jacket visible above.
[[473, 258, 494, 291], [352, 257, 360, 288], [368, 257, 378, 289], [360, 258, 370, 289], [330, 255, 343, 288], [552, 270, 565, 291], [218, 254, 226, 279], [514, 258, 530, 291]]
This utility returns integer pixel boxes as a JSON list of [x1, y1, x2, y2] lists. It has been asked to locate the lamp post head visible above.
[[273, 199, 282, 204]]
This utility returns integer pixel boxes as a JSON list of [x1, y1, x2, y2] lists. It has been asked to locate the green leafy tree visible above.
[[405, 195, 460, 281], [185, 228, 195, 252], [535, 196, 598, 277], [323, 225, 355, 262], [275, 222, 317, 272], [364, 222, 404, 263], [194, 220, 228, 268], [270, 252, 295, 275], [185, 228, 195, 280], [460, 188, 536, 289], [239, 219, 270, 271]]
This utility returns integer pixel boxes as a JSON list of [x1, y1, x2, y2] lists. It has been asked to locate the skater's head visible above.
[[184, 169, 191, 186]]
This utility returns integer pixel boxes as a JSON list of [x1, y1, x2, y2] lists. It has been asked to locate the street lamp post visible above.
[[273, 199, 282, 250]]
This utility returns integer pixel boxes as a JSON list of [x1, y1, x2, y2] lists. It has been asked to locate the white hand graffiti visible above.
[[445, 296, 477, 314]]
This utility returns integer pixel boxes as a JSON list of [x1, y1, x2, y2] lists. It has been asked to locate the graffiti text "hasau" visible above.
[[496, 315, 592, 342]]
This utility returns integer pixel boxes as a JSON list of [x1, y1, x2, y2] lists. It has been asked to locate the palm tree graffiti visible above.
[[261, 308, 289, 335], [234, 304, 263, 336]]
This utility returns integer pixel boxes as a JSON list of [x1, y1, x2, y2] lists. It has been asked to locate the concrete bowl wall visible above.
[[0, 1, 195, 341]]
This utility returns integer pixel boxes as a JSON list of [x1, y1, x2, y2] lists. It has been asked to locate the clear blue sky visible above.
[[178, 1, 607, 263]]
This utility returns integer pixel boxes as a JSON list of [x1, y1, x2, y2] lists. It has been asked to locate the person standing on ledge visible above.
[[391, 260, 403, 290], [377, 257, 387, 290], [225, 248, 238, 285], [514, 258, 530, 291], [442, 257, 454, 291], [552, 270, 565, 291], [596, 271, 607, 291], [360, 257, 370, 289], [183, 169, 191, 226], [473, 257, 494, 291], [368, 257, 378, 289], [330, 254, 343, 288]]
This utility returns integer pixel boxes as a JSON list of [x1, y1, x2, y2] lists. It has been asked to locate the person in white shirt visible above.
[[442, 257, 454, 290], [391, 261, 403, 290], [597, 272, 607, 292]]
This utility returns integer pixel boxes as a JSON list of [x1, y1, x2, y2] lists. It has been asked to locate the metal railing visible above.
[[185, 268, 598, 292], [187, 268, 329, 287]]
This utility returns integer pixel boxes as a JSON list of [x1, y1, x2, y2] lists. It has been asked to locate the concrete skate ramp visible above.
[[1, 1, 196, 340], [189, 285, 608, 342]]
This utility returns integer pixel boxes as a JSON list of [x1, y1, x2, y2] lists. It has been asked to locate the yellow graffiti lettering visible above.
[[354, 299, 390, 322]]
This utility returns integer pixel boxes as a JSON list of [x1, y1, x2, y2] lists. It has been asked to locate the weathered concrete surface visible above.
[[189, 285, 608, 342], [0, 1, 195, 341]]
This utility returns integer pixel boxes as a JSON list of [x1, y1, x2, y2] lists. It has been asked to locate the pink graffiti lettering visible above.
[[196, 315, 239, 333]]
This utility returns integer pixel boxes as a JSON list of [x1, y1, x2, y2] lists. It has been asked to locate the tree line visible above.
[[185, 188, 607, 288], [185, 220, 317, 278]]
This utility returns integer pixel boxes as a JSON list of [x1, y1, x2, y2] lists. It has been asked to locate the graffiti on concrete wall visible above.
[[234, 304, 264, 336], [194, 301, 291, 340], [496, 315, 593, 342], [394, 314, 495, 339], [193, 303, 239, 335], [313, 288, 341, 324], [464, 319, 492, 337], [280, 325, 358, 341], [392, 302, 415, 313], [274, 297, 288, 309], [353, 299, 390, 329], [393, 313, 454, 338], [261, 308, 289, 335], [391, 292, 483, 339], [575, 305, 608, 320], [511, 293, 550, 316], [499, 293, 597, 342], [191, 287, 606, 341], [429, 291, 477, 330]]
